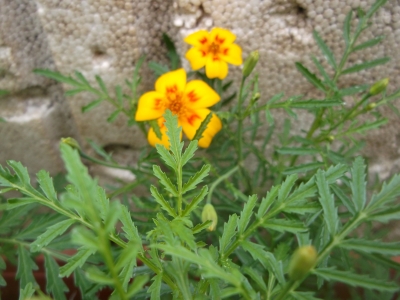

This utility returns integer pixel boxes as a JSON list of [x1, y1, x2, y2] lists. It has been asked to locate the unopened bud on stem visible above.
[[288, 245, 317, 280], [201, 204, 218, 231], [370, 78, 389, 95], [242, 50, 259, 77], [61, 137, 81, 150]]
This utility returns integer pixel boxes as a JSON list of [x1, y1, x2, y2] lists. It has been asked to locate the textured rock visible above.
[[0, 0, 399, 178]]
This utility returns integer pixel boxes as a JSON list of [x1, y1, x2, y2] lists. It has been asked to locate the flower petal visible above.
[[184, 30, 210, 47], [155, 68, 186, 95], [135, 91, 166, 121], [210, 28, 236, 46], [147, 118, 170, 148], [220, 44, 243, 65], [185, 47, 207, 70], [181, 109, 222, 148], [205, 57, 228, 79], [183, 80, 220, 110]]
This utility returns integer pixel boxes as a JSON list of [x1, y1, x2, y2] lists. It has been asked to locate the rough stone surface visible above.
[[0, 0, 399, 182]]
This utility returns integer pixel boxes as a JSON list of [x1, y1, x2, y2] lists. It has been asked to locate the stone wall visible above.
[[1, 0, 400, 178]]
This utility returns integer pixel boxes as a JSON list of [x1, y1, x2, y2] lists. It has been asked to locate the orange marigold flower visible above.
[[135, 68, 222, 148], [184, 28, 243, 80]]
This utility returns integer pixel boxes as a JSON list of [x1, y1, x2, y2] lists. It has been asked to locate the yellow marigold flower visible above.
[[135, 68, 222, 148], [184, 28, 243, 79]]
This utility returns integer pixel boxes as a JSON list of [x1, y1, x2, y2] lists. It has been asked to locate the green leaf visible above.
[[0, 117, 5, 123], [107, 109, 120, 122], [313, 31, 337, 69], [44, 254, 68, 300], [95, 75, 108, 95], [338, 85, 369, 96], [7, 161, 31, 188], [163, 33, 180, 70], [219, 214, 238, 254], [343, 10, 352, 46], [311, 56, 334, 89], [16, 245, 38, 288], [149, 119, 162, 139], [257, 185, 279, 218], [182, 186, 208, 217], [74, 71, 90, 86], [284, 202, 321, 214], [314, 268, 399, 292], [153, 165, 178, 196], [117, 243, 139, 290], [81, 99, 103, 113], [366, 0, 388, 18], [182, 164, 210, 194], [339, 239, 400, 256], [277, 147, 319, 156], [34, 69, 81, 86], [238, 195, 257, 234], [295, 63, 326, 91], [104, 201, 122, 233], [0, 89, 9, 97], [155, 144, 177, 169], [37, 170, 58, 202], [316, 170, 338, 236], [60, 247, 95, 277], [350, 157, 366, 212], [277, 174, 298, 204], [181, 140, 198, 167], [291, 291, 322, 300], [353, 36, 384, 52], [150, 185, 177, 217], [7, 198, 37, 210], [342, 57, 390, 75], [331, 183, 356, 215], [148, 273, 163, 300], [192, 220, 212, 234], [368, 206, 400, 223], [30, 219, 75, 252], [115, 85, 123, 105], [72, 227, 99, 250], [192, 112, 213, 141], [86, 267, 114, 285], [19, 282, 35, 300], [148, 61, 169, 77], [369, 173, 400, 208], [325, 163, 348, 183], [243, 267, 267, 291], [126, 275, 150, 297], [120, 206, 141, 244], [263, 219, 307, 233], [164, 110, 183, 159], [283, 162, 324, 175], [290, 99, 343, 108], [64, 88, 88, 96]]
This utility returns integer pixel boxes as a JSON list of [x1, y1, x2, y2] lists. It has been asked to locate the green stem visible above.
[[206, 166, 239, 204], [177, 161, 183, 216], [275, 279, 298, 300], [236, 76, 246, 166]]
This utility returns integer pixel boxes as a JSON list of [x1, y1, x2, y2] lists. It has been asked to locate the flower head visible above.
[[135, 68, 222, 148], [184, 28, 243, 79]]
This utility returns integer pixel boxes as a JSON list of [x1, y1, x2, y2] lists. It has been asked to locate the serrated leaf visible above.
[[342, 57, 390, 75], [163, 33, 180, 70], [44, 254, 68, 300], [148, 273, 163, 300], [71, 227, 99, 250], [192, 112, 213, 141], [34, 69, 81, 86], [74, 71, 90, 86], [7, 161, 31, 188], [86, 267, 114, 285], [257, 185, 279, 218], [119, 255, 137, 291], [263, 219, 307, 233], [149, 119, 162, 139], [331, 183, 356, 215], [104, 201, 122, 233], [182, 164, 210, 194], [314, 268, 399, 292], [277, 174, 297, 204], [325, 163, 347, 183], [64, 88, 87, 96], [155, 144, 177, 169], [182, 186, 208, 217], [284, 202, 321, 214], [313, 31, 337, 69], [19, 282, 35, 300], [350, 157, 366, 212], [369, 173, 400, 208], [243, 267, 267, 291], [368, 206, 400, 223], [238, 195, 257, 234], [339, 239, 400, 256], [219, 214, 238, 254], [283, 162, 324, 175], [30, 219, 75, 252], [126, 275, 149, 297], [181, 140, 198, 167], [291, 291, 322, 300], [81, 99, 103, 113], [148, 61, 169, 77], [295, 63, 326, 91], [37, 170, 58, 202], [150, 185, 177, 217], [164, 110, 183, 159], [153, 165, 178, 196], [316, 170, 338, 236], [16, 245, 38, 288], [192, 220, 212, 234], [60, 247, 95, 277], [277, 147, 319, 156], [7, 198, 37, 210], [120, 206, 141, 244]]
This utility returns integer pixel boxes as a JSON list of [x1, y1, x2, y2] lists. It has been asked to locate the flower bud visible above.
[[369, 78, 389, 95], [288, 245, 317, 280], [201, 204, 218, 231], [242, 50, 259, 77], [61, 137, 81, 150], [366, 102, 377, 111]]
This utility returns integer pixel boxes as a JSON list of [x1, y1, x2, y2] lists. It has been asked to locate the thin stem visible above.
[[236, 76, 247, 166], [275, 279, 298, 300], [177, 161, 183, 216], [206, 166, 239, 204]]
